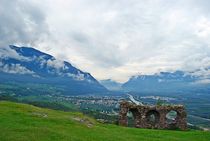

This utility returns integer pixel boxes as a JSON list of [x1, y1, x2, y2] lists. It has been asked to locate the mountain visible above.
[[122, 71, 210, 93], [99, 79, 122, 91], [0, 45, 107, 94]]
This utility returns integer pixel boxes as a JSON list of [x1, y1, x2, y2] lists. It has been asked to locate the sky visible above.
[[0, 0, 210, 82]]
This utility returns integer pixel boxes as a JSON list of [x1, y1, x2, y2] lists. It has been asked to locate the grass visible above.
[[0, 101, 210, 141]]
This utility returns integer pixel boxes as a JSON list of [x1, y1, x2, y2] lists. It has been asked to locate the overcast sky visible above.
[[1, 0, 210, 82]]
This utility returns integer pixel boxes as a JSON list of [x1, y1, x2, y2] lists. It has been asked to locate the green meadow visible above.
[[0, 101, 210, 141]]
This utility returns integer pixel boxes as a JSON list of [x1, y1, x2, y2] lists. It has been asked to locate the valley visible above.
[[1, 82, 210, 130]]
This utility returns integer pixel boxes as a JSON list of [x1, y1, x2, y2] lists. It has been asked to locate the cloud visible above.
[[1, 0, 210, 82], [195, 79, 210, 84], [46, 59, 65, 70], [0, 46, 30, 61], [191, 68, 210, 79], [0, 0, 49, 46], [0, 63, 34, 75], [67, 72, 86, 81]]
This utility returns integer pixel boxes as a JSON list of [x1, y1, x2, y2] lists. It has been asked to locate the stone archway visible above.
[[146, 110, 160, 125], [119, 101, 187, 130], [166, 110, 178, 124], [165, 110, 178, 129], [127, 110, 135, 127], [130, 108, 141, 127], [145, 110, 160, 128]]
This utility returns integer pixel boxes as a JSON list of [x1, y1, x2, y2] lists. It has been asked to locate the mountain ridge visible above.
[[0, 45, 107, 94], [122, 70, 210, 93]]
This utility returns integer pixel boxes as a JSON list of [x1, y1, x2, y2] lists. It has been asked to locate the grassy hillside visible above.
[[0, 101, 210, 141]]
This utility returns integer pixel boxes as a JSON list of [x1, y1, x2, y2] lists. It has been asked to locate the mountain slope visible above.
[[0, 45, 107, 94], [0, 101, 210, 141]]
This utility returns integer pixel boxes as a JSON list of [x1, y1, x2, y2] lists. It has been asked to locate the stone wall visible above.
[[119, 101, 187, 130]]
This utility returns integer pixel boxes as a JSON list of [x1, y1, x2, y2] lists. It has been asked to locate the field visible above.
[[0, 101, 210, 141]]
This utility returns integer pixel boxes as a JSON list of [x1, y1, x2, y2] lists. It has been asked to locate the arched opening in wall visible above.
[[146, 110, 160, 125], [166, 110, 178, 124], [127, 110, 135, 127]]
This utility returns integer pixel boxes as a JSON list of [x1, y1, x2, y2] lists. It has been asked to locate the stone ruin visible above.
[[119, 101, 187, 130]]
